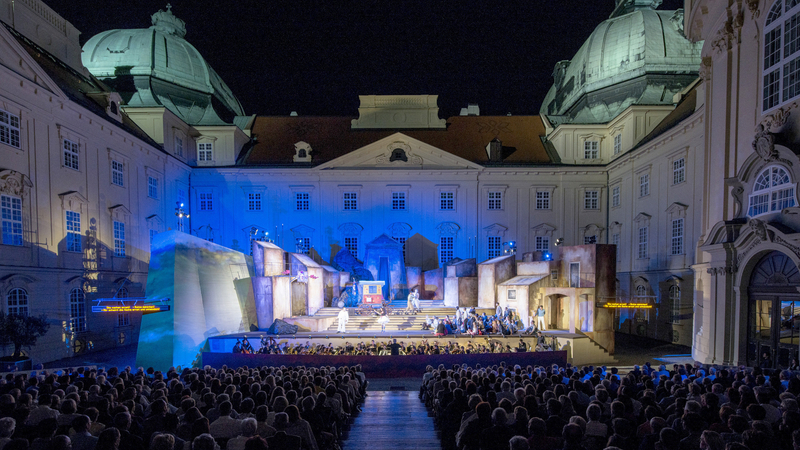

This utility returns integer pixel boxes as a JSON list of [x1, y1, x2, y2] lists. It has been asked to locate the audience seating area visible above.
[[0, 364, 366, 450], [420, 362, 800, 450], [2, 360, 800, 450]]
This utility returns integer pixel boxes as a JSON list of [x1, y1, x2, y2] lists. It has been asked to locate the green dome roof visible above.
[[81, 6, 244, 126], [540, 2, 702, 125]]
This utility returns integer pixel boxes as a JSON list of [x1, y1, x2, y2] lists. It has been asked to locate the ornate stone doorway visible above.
[[747, 251, 800, 368]]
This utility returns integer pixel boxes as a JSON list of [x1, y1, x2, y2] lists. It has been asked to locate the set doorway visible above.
[[747, 251, 800, 369]]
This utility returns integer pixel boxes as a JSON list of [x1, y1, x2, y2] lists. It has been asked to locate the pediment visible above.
[[532, 223, 556, 234], [665, 202, 688, 215], [291, 224, 315, 237], [58, 191, 89, 210], [315, 133, 484, 170], [109, 204, 132, 215], [386, 222, 412, 237], [0, 26, 64, 97], [484, 223, 508, 236]]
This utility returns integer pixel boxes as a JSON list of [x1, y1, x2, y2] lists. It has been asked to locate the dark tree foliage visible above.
[[0, 312, 50, 358]]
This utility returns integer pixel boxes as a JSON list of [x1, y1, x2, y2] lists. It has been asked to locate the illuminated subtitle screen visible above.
[[601, 303, 653, 309], [91, 305, 170, 313]]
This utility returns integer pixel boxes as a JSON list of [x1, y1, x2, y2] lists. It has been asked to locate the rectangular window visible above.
[[69, 290, 86, 332], [440, 191, 455, 210], [0, 109, 20, 148], [111, 160, 124, 187], [612, 186, 620, 207], [535, 236, 549, 252], [640, 174, 650, 197], [673, 158, 686, 185], [113, 221, 125, 257], [296, 192, 310, 210], [175, 136, 184, 157], [199, 193, 212, 211], [248, 193, 262, 211], [536, 191, 550, 210], [392, 192, 406, 210], [613, 134, 622, 155], [439, 236, 454, 265], [343, 192, 358, 210], [198, 142, 213, 161], [612, 233, 620, 260], [66, 210, 81, 252], [772, 186, 796, 210], [584, 141, 598, 159], [766, 27, 782, 70], [783, 55, 800, 101], [118, 313, 130, 327], [488, 236, 501, 258], [765, 69, 782, 110], [149, 229, 157, 247], [584, 190, 599, 209], [1, 195, 23, 246], [344, 237, 358, 256], [148, 176, 158, 199], [584, 235, 597, 244], [671, 218, 684, 255], [298, 237, 310, 255], [785, 10, 800, 56], [488, 191, 502, 210], [638, 226, 649, 259], [750, 192, 770, 216], [63, 139, 79, 171]]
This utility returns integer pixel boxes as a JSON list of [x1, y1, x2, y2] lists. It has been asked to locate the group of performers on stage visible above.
[[420, 304, 543, 337]]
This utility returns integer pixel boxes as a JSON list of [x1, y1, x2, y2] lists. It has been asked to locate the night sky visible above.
[[45, 0, 685, 117]]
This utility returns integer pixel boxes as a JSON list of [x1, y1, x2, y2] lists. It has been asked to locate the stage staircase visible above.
[[315, 300, 496, 333]]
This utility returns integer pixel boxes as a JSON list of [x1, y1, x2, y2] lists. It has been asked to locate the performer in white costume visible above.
[[536, 305, 546, 331], [337, 307, 349, 333]]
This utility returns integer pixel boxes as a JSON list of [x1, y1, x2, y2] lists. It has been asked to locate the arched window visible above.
[[7, 288, 28, 315], [635, 285, 647, 298], [669, 285, 681, 324], [69, 288, 86, 332], [763, 0, 800, 111], [748, 166, 797, 216]]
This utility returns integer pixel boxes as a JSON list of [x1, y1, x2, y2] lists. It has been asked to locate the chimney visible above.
[[459, 103, 480, 116]]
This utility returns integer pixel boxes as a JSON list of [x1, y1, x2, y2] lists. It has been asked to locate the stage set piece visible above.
[[133, 231, 629, 369]]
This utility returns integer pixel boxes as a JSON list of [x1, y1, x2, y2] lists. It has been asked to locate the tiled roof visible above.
[[242, 115, 552, 166]]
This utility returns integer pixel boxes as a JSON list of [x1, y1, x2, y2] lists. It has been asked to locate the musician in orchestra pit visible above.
[[232, 339, 242, 354], [241, 336, 254, 354]]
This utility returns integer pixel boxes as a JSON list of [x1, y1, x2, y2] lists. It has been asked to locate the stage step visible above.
[[343, 391, 440, 450]]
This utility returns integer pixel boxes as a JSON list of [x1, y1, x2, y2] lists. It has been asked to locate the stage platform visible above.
[[205, 329, 617, 366]]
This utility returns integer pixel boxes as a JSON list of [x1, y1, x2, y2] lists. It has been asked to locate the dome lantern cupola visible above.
[[151, 4, 186, 38]]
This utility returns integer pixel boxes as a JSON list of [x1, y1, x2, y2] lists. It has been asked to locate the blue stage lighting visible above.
[[543, 252, 552, 260]]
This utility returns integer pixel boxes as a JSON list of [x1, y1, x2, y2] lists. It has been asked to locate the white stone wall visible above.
[[0, 21, 190, 364]]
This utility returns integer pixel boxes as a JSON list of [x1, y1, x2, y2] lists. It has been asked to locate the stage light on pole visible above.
[[174, 202, 190, 232], [555, 238, 564, 246]]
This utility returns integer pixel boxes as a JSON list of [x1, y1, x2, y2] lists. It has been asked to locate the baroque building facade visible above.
[[2, 0, 794, 368]]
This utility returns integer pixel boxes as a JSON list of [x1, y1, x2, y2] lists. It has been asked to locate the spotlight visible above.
[[543, 252, 552, 261], [555, 238, 564, 246]]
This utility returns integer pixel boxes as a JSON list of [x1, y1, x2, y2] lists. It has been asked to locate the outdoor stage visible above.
[[201, 350, 568, 378]]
